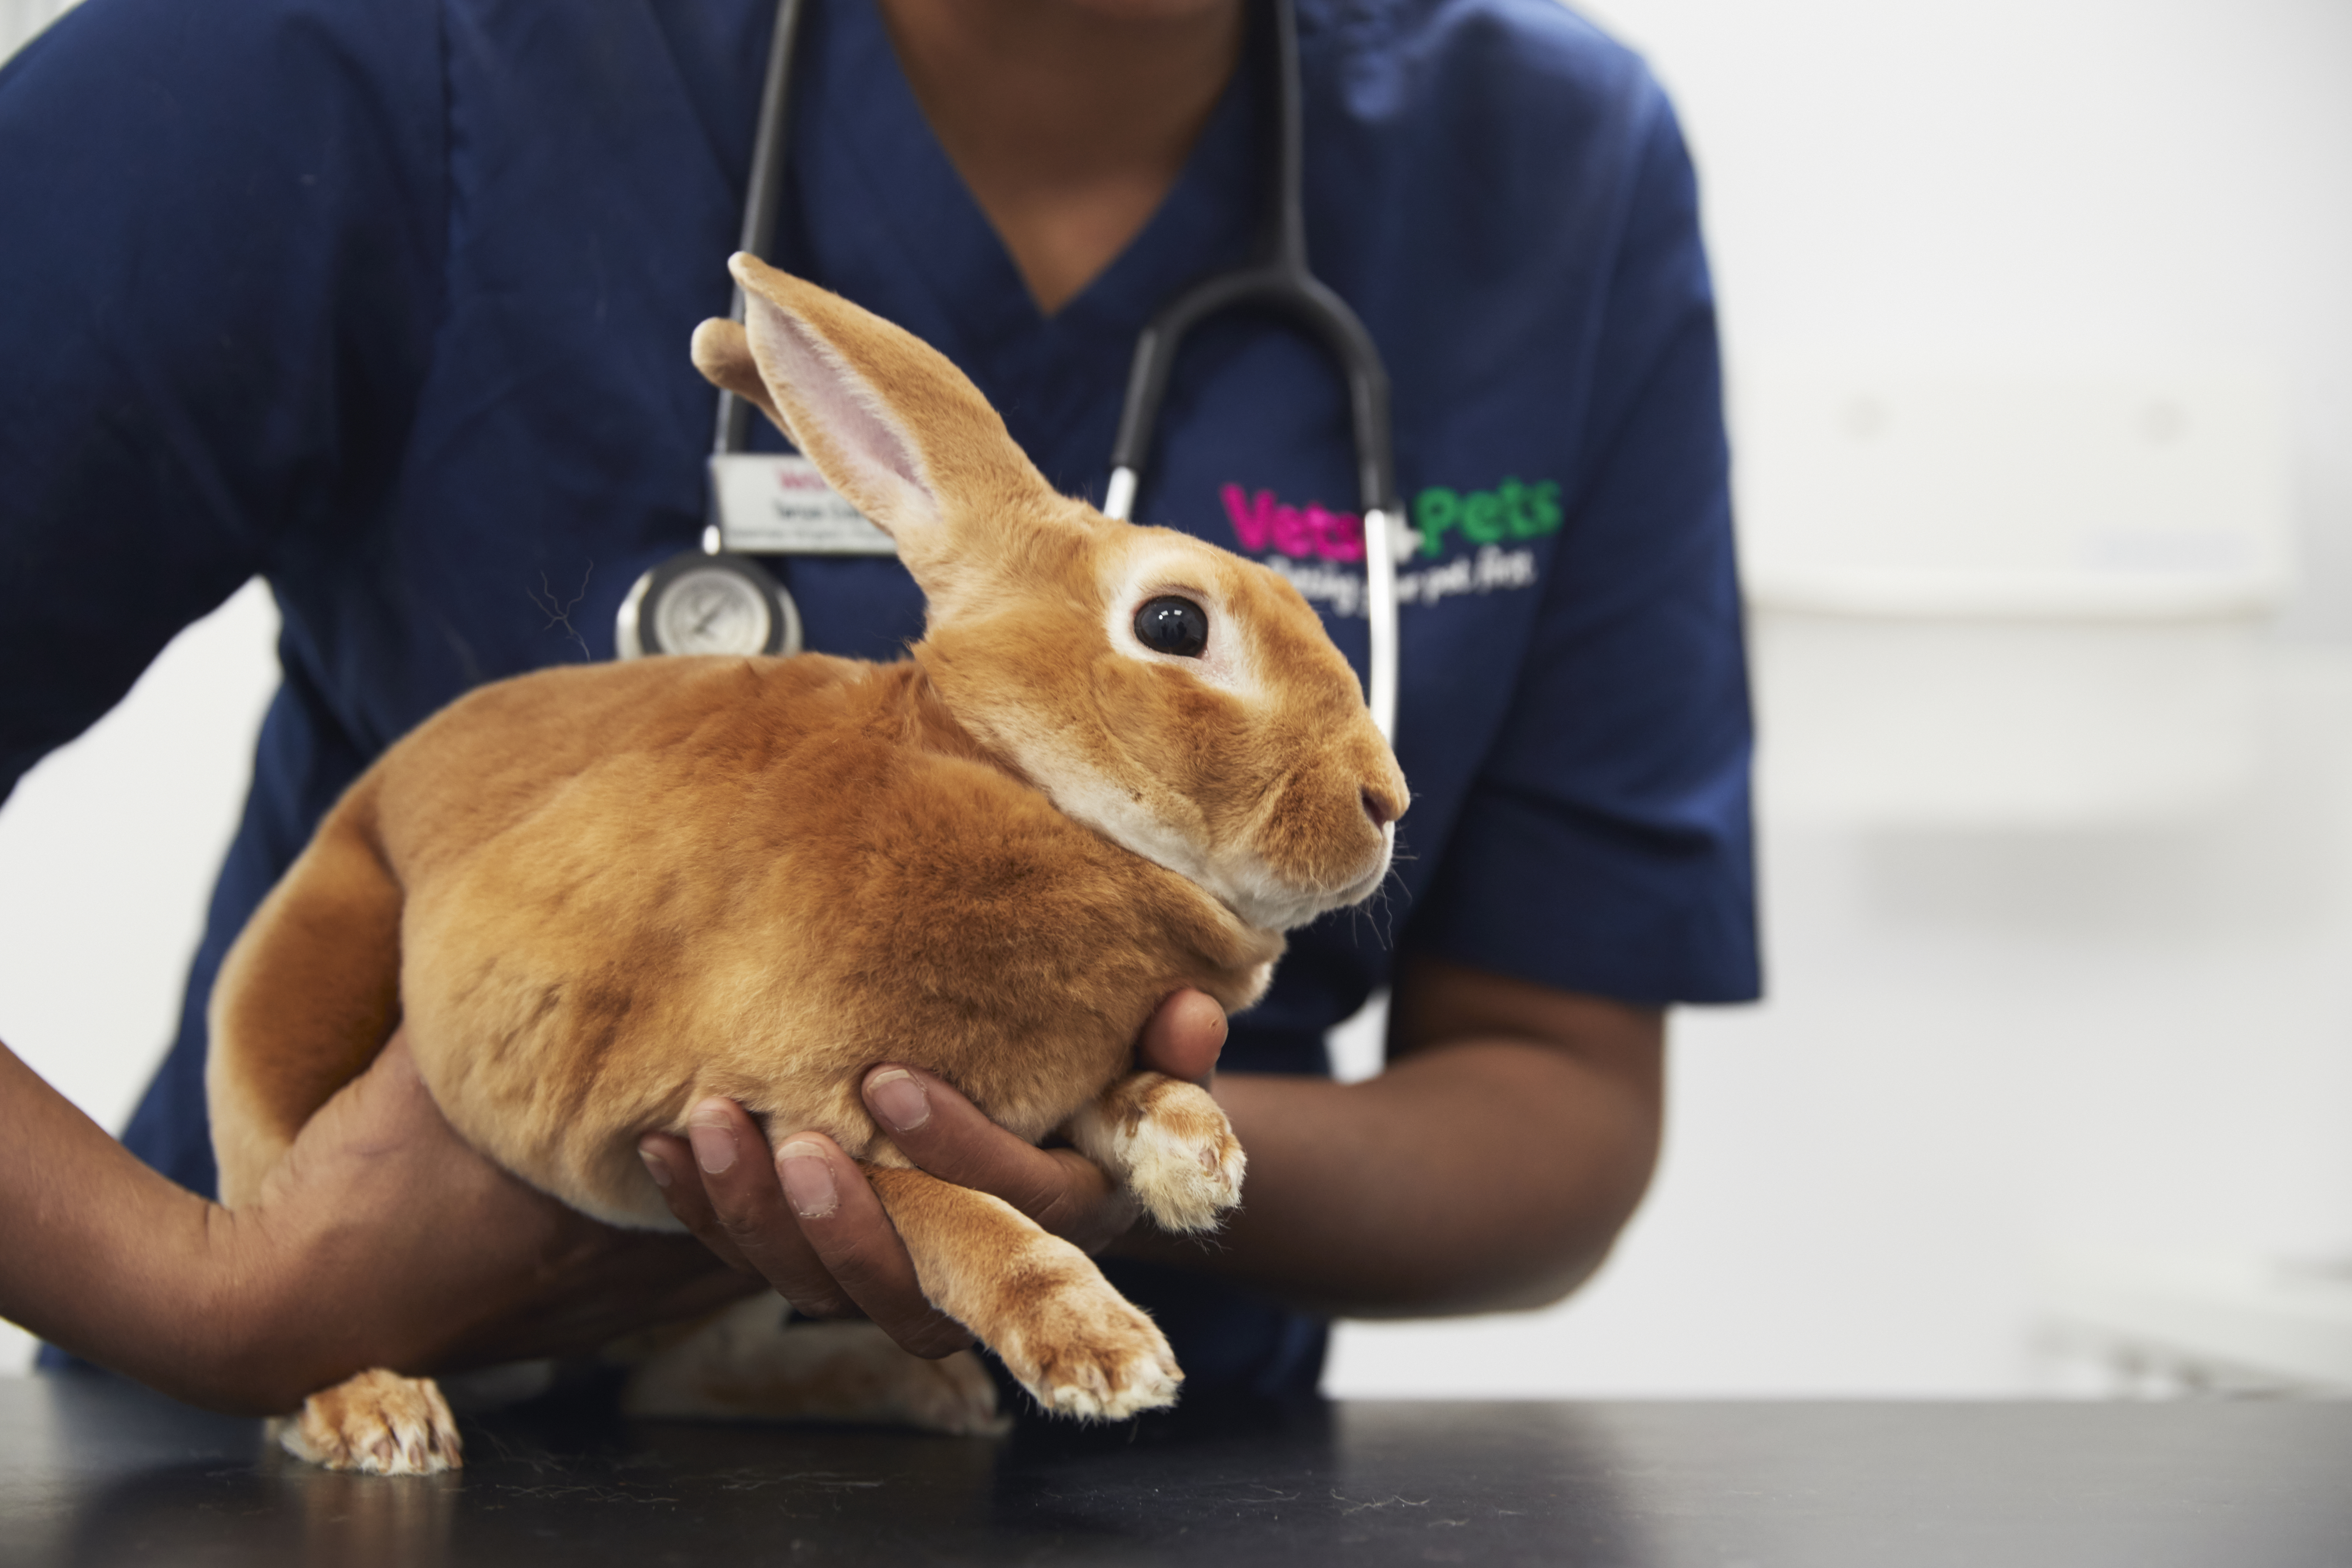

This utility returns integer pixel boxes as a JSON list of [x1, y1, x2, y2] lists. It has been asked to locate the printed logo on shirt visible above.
[[1218, 479, 1560, 617], [1410, 479, 1562, 557], [1220, 484, 1366, 562]]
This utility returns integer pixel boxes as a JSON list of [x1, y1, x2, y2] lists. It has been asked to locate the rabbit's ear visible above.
[[701, 255, 1059, 593]]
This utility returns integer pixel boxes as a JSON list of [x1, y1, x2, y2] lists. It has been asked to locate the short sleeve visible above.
[[1407, 93, 1759, 1005], [0, 0, 447, 800]]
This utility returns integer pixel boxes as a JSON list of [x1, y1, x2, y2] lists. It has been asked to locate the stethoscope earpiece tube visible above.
[[713, 0, 808, 462]]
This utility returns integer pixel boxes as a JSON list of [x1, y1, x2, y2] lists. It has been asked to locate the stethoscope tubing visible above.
[[1100, 257, 1400, 741], [712, 0, 808, 465]]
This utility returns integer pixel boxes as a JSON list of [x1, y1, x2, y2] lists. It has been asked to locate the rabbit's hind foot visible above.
[[619, 1297, 1008, 1436], [274, 1368, 462, 1475], [1067, 1072, 1245, 1235]]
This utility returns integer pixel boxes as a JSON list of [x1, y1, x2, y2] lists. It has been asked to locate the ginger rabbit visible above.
[[206, 255, 1407, 1474]]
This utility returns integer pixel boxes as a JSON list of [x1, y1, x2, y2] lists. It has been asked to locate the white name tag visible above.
[[710, 453, 896, 555]]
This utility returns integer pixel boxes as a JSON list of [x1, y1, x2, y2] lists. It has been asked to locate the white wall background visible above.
[[5, 0, 2350, 1389], [0, 0, 65, 58]]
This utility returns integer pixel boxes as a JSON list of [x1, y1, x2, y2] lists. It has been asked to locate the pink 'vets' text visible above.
[[1220, 484, 1365, 563]]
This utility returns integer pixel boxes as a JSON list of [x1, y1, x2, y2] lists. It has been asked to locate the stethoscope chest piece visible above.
[[615, 542, 801, 659], [617, 448, 895, 659]]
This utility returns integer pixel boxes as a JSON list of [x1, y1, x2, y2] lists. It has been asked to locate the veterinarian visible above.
[[0, 0, 1756, 1409]]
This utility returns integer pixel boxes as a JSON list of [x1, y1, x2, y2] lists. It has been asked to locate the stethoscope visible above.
[[617, 0, 1404, 740]]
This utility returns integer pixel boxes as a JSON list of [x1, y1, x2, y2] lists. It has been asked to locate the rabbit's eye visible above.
[[1134, 596, 1209, 658]]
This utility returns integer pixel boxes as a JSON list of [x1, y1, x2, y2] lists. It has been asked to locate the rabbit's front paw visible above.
[[1069, 1074, 1245, 1235], [275, 1368, 462, 1475], [992, 1262, 1183, 1421]]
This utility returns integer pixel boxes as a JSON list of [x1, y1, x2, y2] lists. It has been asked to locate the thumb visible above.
[[1137, 990, 1227, 1087]]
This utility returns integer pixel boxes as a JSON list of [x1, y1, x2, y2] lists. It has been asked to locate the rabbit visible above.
[[204, 253, 1408, 1475]]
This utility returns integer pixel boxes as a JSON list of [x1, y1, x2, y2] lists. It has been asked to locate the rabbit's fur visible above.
[[207, 256, 1407, 1474]]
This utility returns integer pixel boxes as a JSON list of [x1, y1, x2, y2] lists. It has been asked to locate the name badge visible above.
[[710, 453, 896, 555]]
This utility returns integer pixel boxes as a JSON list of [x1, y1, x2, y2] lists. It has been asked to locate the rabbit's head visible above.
[[693, 256, 1406, 933]]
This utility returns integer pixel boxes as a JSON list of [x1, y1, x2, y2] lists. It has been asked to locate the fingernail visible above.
[[867, 1068, 930, 1132], [637, 1146, 673, 1189], [778, 1141, 838, 1218], [687, 1109, 738, 1175]]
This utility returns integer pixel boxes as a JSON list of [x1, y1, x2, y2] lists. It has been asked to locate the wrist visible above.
[[49, 1189, 304, 1415], [174, 1201, 328, 1415], [0, 1042, 329, 1413]]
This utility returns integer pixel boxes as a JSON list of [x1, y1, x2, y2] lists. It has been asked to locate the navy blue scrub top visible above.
[[0, 0, 1759, 1397]]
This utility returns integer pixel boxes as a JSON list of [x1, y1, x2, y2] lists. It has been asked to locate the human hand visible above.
[[633, 989, 1229, 1359], [211, 1032, 751, 1411]]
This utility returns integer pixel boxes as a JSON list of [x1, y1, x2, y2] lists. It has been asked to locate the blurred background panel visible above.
[[4, 0, 2348, 1390], [0, 0, 66, 62]]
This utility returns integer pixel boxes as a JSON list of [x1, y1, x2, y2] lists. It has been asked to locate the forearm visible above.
[[1111, 965, 1665, 1318], [0, 1042, 253, 1407], [1117, 1048, 1652, 1314], [3, 1036, 745, 1415]]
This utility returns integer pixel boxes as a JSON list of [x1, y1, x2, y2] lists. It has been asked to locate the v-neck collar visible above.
[[798, 0, 1265, 369]]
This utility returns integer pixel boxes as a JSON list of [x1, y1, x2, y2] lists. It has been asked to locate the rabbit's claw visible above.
[[275, 1368, 462, 1475]]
